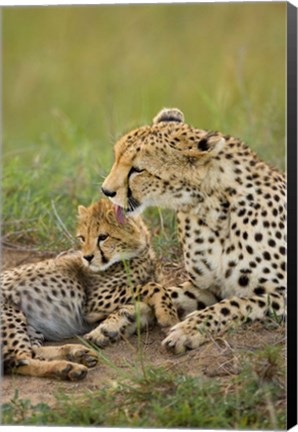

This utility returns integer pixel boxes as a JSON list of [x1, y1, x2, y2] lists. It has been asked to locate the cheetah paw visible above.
[[162, 319, 204, 354], [65, 345, 98, 368], [55, 362, 88, 381], [155, 311, 179, 329], [84, 326, 121, 348]]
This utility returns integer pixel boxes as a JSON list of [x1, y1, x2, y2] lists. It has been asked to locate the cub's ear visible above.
[[77, 205, 88, 216], [153, 107, 185, 125]]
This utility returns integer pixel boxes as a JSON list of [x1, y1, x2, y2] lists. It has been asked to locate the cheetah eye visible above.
[[97, 234, 108, 244], [76, 235, 85, 243], [128, 166, 144, 177]]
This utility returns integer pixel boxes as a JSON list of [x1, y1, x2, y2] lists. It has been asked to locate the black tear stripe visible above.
[[127, 167, 142, 211], [128, 166, 144, 178], [98, 246, 109, 264], [126, 188, 141, 212], [128, 196, 141, 212]]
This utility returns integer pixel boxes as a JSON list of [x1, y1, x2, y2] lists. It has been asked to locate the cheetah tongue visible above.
[[114, 205, 126, 224]]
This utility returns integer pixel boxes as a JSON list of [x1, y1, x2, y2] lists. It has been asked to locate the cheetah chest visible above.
[[177, 210, 226, 292]]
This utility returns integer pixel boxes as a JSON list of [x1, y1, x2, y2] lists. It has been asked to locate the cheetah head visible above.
[[102, 108, 225, 219], [76, 199, 150, 271]]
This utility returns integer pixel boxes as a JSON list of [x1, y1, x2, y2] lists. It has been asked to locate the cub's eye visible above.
[[97, 234, 108, 244], [128, 166, 144, 177], [76, 235, 85, 243]]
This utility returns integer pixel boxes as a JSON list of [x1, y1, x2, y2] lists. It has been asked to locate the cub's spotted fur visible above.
[[102, 107, 286, 353], [1, 199, 178, 379]]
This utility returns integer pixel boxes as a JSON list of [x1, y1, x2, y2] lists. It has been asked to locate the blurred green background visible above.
[[3, 3, 286, 250]]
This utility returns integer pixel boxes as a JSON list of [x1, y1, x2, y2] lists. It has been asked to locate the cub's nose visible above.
[[83, 254, 94, 263], [101, 187, 116, 198]]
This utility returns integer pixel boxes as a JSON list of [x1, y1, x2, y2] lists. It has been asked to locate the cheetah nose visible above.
[[101, 187, 116, 198], [83, 254, 94, 263]]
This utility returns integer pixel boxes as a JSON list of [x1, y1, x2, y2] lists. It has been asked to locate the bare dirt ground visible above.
[[1, 246, 286, 407]]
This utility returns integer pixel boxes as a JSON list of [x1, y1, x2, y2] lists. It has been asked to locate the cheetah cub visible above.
[[1, 199, 178, 380]]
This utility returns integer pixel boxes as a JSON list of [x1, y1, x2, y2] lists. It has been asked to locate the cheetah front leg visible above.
[[84, 302, 154, 347], [163, 292, 285, 354]]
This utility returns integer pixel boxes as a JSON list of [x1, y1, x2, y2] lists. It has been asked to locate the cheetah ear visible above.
[[197, 136, 226, 154], [182, 136, 226, 157], [153, 108, 184, 125], [78, 205, 88, 216]]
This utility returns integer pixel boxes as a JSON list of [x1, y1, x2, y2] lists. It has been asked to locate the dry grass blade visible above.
[[51, 200, 75, 242]]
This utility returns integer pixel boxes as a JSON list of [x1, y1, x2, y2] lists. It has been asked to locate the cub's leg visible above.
[[163, 291, 285, 354], [134, 282, 179, 327], [12, 358, 89, 381], [33, 344, 98, 368], [2, 303, 89, 380], [84, 302, 154, 347], [2, 303, 33, 372], [167, 280, 218, 318]]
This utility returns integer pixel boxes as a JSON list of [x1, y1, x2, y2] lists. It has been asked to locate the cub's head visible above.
[[76, 199, 150, 271], [102, 108, 225, 219]]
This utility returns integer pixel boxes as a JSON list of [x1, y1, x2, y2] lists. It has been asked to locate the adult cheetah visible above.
[[102, 107, 286, 354], [1, 199, 178, 379]]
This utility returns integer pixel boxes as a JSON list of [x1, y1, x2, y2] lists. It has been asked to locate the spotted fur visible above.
[[1, 199, 178, 379], [102, 107, 286, 353]]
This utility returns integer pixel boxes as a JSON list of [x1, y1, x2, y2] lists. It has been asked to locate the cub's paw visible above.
[[155, 309, 179, 329], [162, 314, 205, 354], [84, 324, 121, 348], [54, 362, 88, 381], [64, 344, 98, 368]]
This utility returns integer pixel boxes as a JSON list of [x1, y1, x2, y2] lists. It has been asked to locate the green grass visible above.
[[2, 344, 286, 428], [2, 114, 105, 250], [2, 109, 180, 252], [4, 4, 286, 159], [3, 4, 286, 252]]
